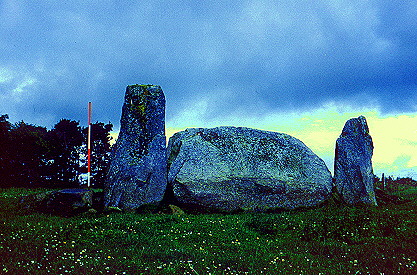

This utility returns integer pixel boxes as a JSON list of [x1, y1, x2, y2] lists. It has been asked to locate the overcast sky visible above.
[[1, 0, 416, 177]]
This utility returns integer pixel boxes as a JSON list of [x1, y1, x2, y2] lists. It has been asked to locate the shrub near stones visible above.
[[19, 189, 93, 216]]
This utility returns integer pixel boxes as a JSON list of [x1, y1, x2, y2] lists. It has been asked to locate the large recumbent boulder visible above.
[[104, 85, 167, 210], [167, 126, 333, 212]]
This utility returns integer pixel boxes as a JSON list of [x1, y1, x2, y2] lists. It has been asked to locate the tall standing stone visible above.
[[104, 85, 167, 210], [334, 116, 377, 205]]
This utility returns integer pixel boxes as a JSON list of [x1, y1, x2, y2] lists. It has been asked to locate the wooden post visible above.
[[382, 173, 385, 191], [87, 102, 92, 188]]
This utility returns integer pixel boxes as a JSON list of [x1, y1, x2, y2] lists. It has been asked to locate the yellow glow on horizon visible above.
[[166, 127, 186, 140], [109, 132, 118, 145], [368, 114, 417, 171], [111, 103, 416, 177], [253, 106, 417, 177]]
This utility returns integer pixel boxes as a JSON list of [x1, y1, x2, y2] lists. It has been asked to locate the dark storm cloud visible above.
[[1, 0, 416, 129]]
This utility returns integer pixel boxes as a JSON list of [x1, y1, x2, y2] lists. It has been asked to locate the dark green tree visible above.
[[8, 122, 49, 187], [0, 115, 113, 188], [0, 115, 12, 187], [46, 119, 83, 187], [82, 122, 113, 188]]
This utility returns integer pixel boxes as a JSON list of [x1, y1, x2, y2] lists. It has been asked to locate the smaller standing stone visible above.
[[334, 116, 377, 205]]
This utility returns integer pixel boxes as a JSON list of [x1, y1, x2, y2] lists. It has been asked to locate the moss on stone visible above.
[[129, 84, 155, 88], [128, 88, 149, 121], [132, 103, 146, 117]]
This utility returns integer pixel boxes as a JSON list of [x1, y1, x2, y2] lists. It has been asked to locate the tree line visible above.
[[0, 114, 113, 188]]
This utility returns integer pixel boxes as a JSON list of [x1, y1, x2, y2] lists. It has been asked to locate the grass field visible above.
[[1, 187, 417, 274]]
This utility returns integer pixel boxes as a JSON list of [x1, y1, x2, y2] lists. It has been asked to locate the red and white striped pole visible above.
[[87, 102, 92, 188]]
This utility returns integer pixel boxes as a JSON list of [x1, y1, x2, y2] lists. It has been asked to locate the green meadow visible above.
[[1, 187, 417, 274]]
